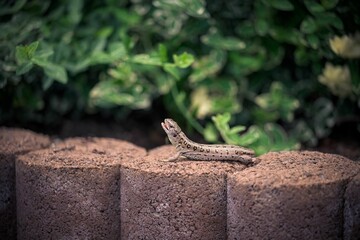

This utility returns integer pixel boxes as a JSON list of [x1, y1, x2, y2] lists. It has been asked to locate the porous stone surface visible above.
[[0, 127, 50, 240], [120, 145, 249, 240], [344, 171, 360, 240], [16, 137, 146, 240], [227, 151, 360, 240]]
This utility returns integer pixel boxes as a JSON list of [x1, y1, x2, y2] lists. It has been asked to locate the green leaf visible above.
[[163, 63, 180, 80], [32, 57, 68, 84], [230, 126, 246, 134], [43, 64, 68, 84], [202, 32, 246, 50], [0, 0, 27, 16], [269, 27, 304, 45], [109, 42, 127, 59], [235, 126, 261, 146], [158, 44, 168, 63], [113, 8, 141, 26], [229, 52, 265, 75], [16, 62, 34, 75], [321, 0, 339, 9], [237, 21, 257, 38], [190, 79, 241, 118], [308, 98, 335, 138], [67, 0, 83, 25], [255, 19, 269, 36], [35, 47, 54, 59], [268, 0, 294, 11], [212, 113, 255, 145], [42, 77, 54, 90], [15, 41, 39, 64], [154, 75, 174, 94], [26, 41, 40, 59], [212, 113, 231, 131], [255, 82, 299, 122], [233, 55, 263, 71], [304, 0, 325, 13], [294, 47, 313, 65], [174, 91, 186, 105], [131, 54, 162, 66], [89, 52, 114, 64], [263, 42, 285, 69], [292, 121, 317, 146], [212, 113, 234, 144], [15, 46, 29, 64], [173, 52, 194, 68], [306, 34, 320, 49], [315, 12, 343, 30], [189, 50, 226, 83], [89, 79, 150, 109], [203, 123, 218, 142], [249, 129, 271, 154], [97, 27, 113, 38], [212, 112, 300, 155], [120, 29, 136, 51], [154, 0, 209, 18], [300, 17, 317, 34], [264, 123, 299, 151], [182, 0, 209, 18]]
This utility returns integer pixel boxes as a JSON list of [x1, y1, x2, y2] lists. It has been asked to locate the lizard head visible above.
[[161, 118, 182, 145]]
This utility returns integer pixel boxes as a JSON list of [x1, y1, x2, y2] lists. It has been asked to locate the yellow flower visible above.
[[190, 87, 212, 119], [318, 63, 352, 97], [329, 32, 360, 59]]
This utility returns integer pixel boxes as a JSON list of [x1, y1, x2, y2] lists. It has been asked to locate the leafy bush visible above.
[[1, 0, 359, 154]]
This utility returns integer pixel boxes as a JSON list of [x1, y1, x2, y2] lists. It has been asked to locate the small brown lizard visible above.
[[161, 118, 257, 164]]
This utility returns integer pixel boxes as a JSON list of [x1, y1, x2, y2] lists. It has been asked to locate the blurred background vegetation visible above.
[[1, 0, 359, 154]]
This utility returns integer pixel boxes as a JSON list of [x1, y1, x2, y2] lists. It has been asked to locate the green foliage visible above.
[[1, 0, 359, 153], [254, 82, 299, 123], [212, 113, 299, 155], [16, 41, 68, 84]]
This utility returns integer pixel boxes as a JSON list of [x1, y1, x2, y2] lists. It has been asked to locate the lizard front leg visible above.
[[162, 150, 191, 162]]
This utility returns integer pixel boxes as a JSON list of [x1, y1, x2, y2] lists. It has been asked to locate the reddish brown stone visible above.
[[120, 145, 248, 240], [0, 127, 50, 240], [16, 137, 146, 240], [344, 171, 360, 240], [227, 151, 360, 240]]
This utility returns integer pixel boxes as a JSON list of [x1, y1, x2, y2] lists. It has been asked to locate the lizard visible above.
[[161, 118, 257, 164]]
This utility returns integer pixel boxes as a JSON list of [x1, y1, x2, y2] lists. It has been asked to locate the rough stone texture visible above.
[[16, 137, 146, 240], [227, 151, 360, 240], [120, 145, 249, 240], [0, 127, 50, 240], [344, 171, 360, 240]]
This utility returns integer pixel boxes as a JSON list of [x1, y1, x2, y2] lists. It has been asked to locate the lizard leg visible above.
[[161, 150, 189, 162], [180, 151, 206, 161]]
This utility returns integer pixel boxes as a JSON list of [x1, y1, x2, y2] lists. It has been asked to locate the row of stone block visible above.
[[1, 127, 359, 239]]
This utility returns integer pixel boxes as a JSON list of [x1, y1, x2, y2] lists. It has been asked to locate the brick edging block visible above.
[[16, 137, 146, 239], [344, 171, 360, 239], [5, 127, 359, 240], [0, 127, 50, 240], [120, 145, 247, 240], [227, 151, 360, 240]]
